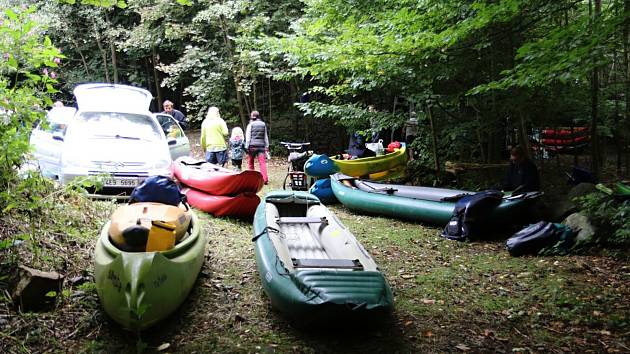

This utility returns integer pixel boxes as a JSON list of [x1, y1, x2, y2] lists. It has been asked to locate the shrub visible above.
[[577, 192, 630, 246]]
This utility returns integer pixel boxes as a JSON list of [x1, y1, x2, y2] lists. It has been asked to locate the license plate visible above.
[[103, 177, 140, 187]]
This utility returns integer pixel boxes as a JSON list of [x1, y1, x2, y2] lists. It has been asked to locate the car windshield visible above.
[[74, 112, 162, 142]]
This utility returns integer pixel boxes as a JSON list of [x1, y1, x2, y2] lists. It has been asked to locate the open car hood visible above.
[[74, 84, 152, 112]]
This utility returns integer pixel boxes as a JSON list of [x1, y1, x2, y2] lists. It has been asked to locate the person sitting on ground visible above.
[[503, 145, 541, 193], [162, 100, 188, 130]]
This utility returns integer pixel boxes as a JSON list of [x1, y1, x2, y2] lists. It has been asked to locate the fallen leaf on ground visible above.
[[157, 343, 170, 351], [455, 344, 470, 351]]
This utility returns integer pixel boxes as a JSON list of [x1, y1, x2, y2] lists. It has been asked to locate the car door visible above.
[[29, 121, 66, 178], [155, 113, 190, 160]]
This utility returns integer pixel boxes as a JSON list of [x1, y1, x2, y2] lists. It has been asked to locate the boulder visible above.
[[548, 183, 597, 222], [562, 212, 597, 244], [12, 265, 64, 311]]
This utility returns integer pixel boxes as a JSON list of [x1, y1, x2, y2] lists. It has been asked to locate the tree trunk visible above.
[[613, 4, 622, 174], [391, 96, 398, 142], [518, 110, 530, 158], [151, 45, 162, 108], [253, 80, 258, 111], [109, 40, 118, 84], [426, 104, 440, 172], [144, 58, 153, 107], [93, 24, 110, 83], [70, 38, 90, 76], [268, 77, 272, 140], [590, 0, 602, 177], [488, 45, 502, 162], [235, 83, 248, 129], [218, 14, 247, 128], [243, 82, 252, 117], [289, 81, 299, 138], [105, 12, 118, 84], [475, 111, 486, 162], [624, 0, 630, 175]]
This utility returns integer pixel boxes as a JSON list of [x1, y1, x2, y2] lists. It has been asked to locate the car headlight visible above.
[[150, 157, 172, 177], [153, 157, 172, 170]]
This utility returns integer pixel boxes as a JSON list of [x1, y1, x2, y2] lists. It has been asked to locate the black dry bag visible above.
[[441, 190, 504, 241], [505, 221, 560, 256], [129, 175, 186, 206]]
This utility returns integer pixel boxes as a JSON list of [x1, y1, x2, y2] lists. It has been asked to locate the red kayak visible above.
[[541, 127, 588, 137], [173, 157, 263, 195], [541, 135, 589, 146], [184, 188, 260, 218]]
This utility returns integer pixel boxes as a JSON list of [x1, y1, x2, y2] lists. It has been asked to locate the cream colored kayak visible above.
[[108, 202, 192, 252]]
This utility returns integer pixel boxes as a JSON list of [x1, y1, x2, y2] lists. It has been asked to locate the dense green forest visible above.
[[3, 0, 629, 172]]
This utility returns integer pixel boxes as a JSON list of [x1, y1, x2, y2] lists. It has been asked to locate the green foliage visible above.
[[0, 6, 62, 211], [296, 101, 403, 131], [263, 0, 630, 170], [578, 192, 630, 246], [59, 0, 127, 8]]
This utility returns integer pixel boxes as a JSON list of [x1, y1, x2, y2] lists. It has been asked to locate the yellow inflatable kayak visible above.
[[331, 145, 407, 179], [108, 202, 192, 252]]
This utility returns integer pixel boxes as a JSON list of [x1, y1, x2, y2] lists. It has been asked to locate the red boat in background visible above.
[[541, 135, 590, 146], [183, 188, 260, 218], [541, 127, 588, 137], [173, 157, 263, 196]]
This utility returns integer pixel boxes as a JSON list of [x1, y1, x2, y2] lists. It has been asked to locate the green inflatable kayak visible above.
[[331, 173, 542, 225], [252, 191, 393, 325], [94, 212, 205, 330]]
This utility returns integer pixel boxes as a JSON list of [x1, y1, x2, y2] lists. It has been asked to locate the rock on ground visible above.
[[12, 265, 64, 312], [562, 212, 597, 244]]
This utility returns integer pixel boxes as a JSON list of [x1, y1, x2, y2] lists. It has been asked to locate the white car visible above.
[[30, 83, 191, 198], [29, 106, 77, 179]]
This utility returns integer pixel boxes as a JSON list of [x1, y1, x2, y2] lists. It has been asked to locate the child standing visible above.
[[229, 127, 246, 171]]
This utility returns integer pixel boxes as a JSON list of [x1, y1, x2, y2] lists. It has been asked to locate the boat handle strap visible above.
[[252, 226, 280, 242]]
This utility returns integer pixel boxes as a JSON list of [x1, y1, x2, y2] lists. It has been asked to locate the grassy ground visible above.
[[1, 138, 629, 353]]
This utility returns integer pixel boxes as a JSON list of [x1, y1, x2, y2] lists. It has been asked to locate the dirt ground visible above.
[[0, 131, 628, 353]]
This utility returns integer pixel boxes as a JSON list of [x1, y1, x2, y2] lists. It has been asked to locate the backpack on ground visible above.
[[506, 221, 574, 256], [441, 190, 504, 241]]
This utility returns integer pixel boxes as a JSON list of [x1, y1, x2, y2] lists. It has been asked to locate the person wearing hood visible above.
[[229, 127, 246, 171], [200, 106, 228, 167]]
